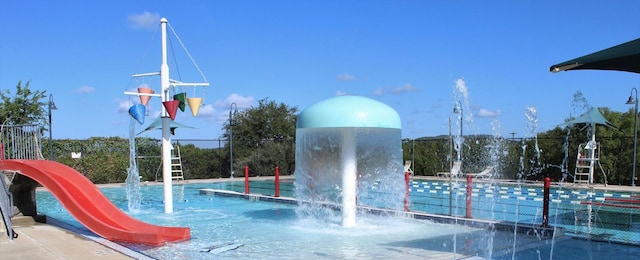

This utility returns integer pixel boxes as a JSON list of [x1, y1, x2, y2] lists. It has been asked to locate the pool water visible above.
[[35, 181, 640, 259], [408, 180, 640, 245]]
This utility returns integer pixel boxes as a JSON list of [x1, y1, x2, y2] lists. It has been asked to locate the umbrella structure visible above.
[[550, 37, 639, 185], [566, 107, 617, 130], [137, 116, 196, 136], [565, 107, 616, 184], [550, 37, 640, 74]]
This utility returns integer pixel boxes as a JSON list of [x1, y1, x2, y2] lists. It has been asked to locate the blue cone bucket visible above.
[[128, 104, 146, 124]]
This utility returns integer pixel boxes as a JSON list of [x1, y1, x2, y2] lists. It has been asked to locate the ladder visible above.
[[170, 144, 184, 181], [574, 141, 599, 184], [155, 143, 184, 181]]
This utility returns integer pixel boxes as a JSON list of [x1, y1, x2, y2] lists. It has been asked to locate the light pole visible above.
[[626, 87, 638, 186], [48, 94, 58, 160], [229, 102, 237, 178]]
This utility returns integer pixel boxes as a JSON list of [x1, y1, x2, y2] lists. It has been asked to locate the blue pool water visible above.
[[408, 180, 640, 245], [35, 180, 640, 259]]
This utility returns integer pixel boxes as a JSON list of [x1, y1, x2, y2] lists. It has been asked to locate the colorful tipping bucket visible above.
[[186, 97, 203, 116], [128, 104, 146, 124], [174, 93, 186, 112], [138, 87, 154, 106], [163, 100, 180, 120]]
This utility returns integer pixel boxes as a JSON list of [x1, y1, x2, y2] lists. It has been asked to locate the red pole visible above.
[[542, 177, 551, 227], [404, 171, 410, 211], [466, 174, 472, 218], [244, 165, 250, 194], [0, 142, 4, 160], [275, 166, 280, 197]]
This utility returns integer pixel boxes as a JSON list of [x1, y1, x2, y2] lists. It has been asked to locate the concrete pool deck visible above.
[[1, 215, 138, 259], [1, 175, 638, 259], [0, 177, 290, 260]]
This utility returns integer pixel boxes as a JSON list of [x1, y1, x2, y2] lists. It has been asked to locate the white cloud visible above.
[[214, 93, 255, 110], [206, 93, 256, 124], [116, 99, 135, 114], [390, 83, 419, 94], [128, 12, 160, 30], [336, 90, 347, 96], [372, 87, 384, 96], [371, 83, 419, 96], [477, 108, 502, 118], [336, 73, 356, 81], [76, 86, 95, 94], [196, 104, 216, 118], [116, 99, 152, 115]]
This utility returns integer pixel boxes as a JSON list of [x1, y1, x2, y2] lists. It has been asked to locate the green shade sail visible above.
[[550, 37, 640, 74], [137, 116, 196, 135], [566, 107, 617, 129]]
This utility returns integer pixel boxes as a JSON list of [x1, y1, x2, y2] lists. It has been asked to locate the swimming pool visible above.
[[206, 178, 640, 245], [407, 179, 640, 245], [35, 180, 640, 259]]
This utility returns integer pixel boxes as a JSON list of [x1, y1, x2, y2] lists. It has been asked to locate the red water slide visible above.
[[0, 159, 190, 245]]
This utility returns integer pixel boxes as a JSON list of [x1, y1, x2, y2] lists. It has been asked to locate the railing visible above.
[[1, 124, 44, 160], [0, 123, 43, 240], [0, 171, 15, 240]]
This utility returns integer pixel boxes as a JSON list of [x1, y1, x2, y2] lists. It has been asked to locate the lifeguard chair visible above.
[[574, 140, 604, 184], [567, 108, 614, 185], [404, 160, 414, 176]]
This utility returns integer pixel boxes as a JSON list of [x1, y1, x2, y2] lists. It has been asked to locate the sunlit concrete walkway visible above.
[[0, 215, 140, 259], [0, 176, 293, 260]]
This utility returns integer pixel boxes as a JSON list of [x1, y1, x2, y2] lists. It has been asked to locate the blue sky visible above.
[[1, 1, 639, 141]]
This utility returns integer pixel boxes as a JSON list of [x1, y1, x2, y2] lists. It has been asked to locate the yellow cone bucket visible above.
[[138, 87, 154, 106], [186, 97, 203, 116]]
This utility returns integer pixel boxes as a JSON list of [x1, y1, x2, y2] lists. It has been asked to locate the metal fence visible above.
[[403, 135, 637, 185], [51, 138, 231, 182], [51, 137, 295, 181], [0, 124, 43, 160], [0, 124, 42, 240]]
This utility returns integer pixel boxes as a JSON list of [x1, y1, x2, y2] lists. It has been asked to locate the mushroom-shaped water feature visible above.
[[295, 95, 403, 227]]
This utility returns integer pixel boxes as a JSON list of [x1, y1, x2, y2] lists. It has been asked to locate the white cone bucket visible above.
[[186, 97, 202, 116]]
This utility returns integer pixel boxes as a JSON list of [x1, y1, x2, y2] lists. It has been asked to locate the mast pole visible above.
[[160, 17, 173, 213]]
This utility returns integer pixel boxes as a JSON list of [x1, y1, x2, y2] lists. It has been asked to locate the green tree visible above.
[[179, 143, 223, 179], [52, 137, 129, 184], [222, 98, 298, 177], [533, 107, 633, 184], [0, 81, 47, 126]]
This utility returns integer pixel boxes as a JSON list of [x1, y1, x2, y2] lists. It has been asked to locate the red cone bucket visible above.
[[138, 87, 154, 106], [174, 93, 187, 112], [163, 100, 180, 120], [128, 104, 146, 124]]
